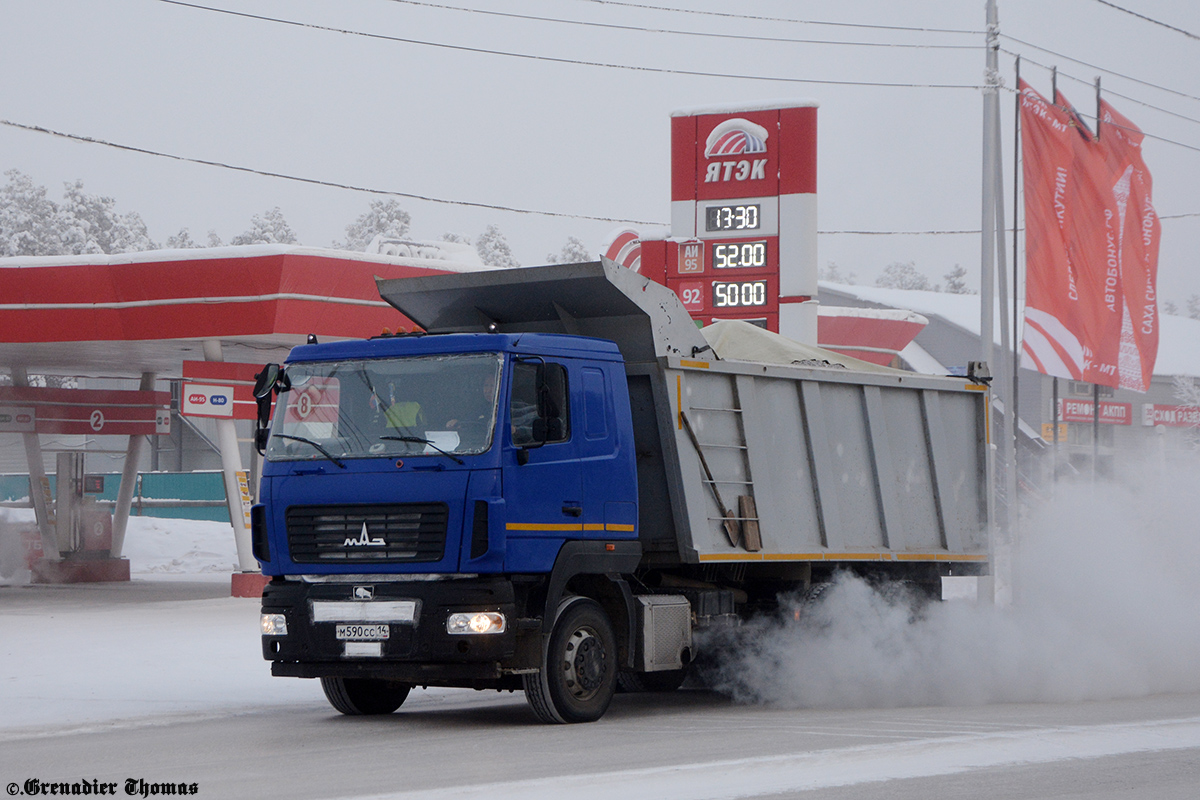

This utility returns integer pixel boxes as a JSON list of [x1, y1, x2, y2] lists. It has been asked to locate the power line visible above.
[[0, 117, 662, 225], [1004, 68, 1200, 154], [9, 114, 1199, 232], [1000, 34, 1200, 104], [572, 0, 983, 36], [154, 1, 982, 90], [1096, 86, 1200, 128], [381, 0, 979, 50], [1004, 50, 1200, 128], [1087, 0, 1200, 41], [822, 213, 1200, 233], [818, 229, 980, 236]]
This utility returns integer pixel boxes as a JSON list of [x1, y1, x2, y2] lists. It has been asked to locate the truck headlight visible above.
[[261, 613, 288, 636], [446, 611, 506, 635]]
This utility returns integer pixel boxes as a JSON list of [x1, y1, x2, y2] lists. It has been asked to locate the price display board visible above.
[[711, 241, 768, 270], [712, 280, 769, 309]]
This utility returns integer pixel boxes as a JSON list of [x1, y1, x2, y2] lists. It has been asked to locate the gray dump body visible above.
[[378, 260, 991, 570]]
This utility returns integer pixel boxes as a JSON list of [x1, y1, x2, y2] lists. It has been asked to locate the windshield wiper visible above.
[[274, 434, 347, 469], [380, 435, 465, 465]]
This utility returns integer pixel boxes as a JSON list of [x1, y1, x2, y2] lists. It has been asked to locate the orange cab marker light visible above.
[[605, 543, 615, 551]]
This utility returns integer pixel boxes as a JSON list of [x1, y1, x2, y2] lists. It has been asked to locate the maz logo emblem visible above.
[[344, 522, 386, 547], [352, 586, 374, 600]]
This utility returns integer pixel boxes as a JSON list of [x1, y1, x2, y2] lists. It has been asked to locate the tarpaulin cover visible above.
[[701, 318, 907, 375]]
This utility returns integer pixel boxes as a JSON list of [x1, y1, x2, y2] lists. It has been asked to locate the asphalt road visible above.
[[4, 580, 1198, 799], [5, 683, 1199, 799]]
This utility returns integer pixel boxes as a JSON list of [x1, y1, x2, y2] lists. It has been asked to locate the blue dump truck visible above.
[[252, 261, 991, 723]]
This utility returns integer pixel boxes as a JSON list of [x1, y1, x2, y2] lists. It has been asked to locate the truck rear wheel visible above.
[[320, 677, 411, 715], [523, 597, 617, 724]]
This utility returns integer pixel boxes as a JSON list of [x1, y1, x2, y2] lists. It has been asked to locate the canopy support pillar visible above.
[[109, 372, 156, 558], [11, 367, 59, 561], [203, 340, 257, 572]]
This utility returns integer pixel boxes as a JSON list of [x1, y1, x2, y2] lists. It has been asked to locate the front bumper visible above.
[[261, 576, 539, 685]]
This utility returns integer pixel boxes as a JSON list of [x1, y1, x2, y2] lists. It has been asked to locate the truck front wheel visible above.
[[320, 677, 411, 715], [523, 598, 617, 723]]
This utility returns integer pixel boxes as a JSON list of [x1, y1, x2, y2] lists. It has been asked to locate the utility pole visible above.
[[982, 0, 1013, 605]]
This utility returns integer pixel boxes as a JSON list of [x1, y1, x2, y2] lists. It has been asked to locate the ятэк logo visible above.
[[705, 118, 769, 157], [703, 118, 769, 183]]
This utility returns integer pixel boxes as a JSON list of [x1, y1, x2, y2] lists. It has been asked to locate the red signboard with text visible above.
[[1141, 404, 1200, 427], [0, 387, 170, 436], [653, 102, 816, 335], [1057, 398, 1132, 425]]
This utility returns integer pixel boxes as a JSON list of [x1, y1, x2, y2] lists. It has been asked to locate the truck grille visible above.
[[285, 503, 448, 564]]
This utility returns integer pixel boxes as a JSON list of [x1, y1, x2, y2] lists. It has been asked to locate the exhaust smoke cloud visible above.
[[701, 459, 1200, 709]]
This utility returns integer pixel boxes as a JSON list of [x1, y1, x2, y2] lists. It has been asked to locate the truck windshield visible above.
[[265, 353, 502, 461]]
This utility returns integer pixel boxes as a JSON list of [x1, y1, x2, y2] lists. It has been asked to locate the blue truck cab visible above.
[[254, 330, 644, 722]]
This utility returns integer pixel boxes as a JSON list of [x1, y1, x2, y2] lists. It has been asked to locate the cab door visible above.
[[500, 359, 583, 572]]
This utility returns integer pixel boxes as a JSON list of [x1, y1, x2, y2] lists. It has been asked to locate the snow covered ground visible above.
[[0, 510, 241, 582], [3, 496, 1200, 798], [0, 514, 296, 732], [0, 514, 503, 736]]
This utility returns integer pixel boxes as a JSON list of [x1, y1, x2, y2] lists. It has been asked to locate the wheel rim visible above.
[[561, 625, 607, 700]]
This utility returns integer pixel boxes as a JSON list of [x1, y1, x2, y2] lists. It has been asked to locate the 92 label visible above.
[[677, 281, 705, 310]]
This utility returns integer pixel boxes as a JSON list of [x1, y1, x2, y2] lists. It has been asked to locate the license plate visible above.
[[335, 624, 390, 641]]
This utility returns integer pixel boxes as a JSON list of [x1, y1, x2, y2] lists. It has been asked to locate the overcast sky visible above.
[[3, 0, 1199, 304]]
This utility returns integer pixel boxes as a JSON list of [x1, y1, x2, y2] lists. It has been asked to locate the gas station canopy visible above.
[[0, 244, 484, 374], [0, 245, 484, 586]]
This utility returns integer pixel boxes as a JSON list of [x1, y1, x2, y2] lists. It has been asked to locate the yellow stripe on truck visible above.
[[506, 523, 585, 532], [506, 523, 637, 533]]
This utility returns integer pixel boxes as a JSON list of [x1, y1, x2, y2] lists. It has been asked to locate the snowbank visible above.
[[0, 509, 239, 583]]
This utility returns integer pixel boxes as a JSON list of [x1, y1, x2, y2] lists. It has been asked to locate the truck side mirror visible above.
[[253, 364, 280, 400], [253, 364, 282, 455]]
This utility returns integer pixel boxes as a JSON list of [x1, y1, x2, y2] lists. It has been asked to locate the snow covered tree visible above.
[[206, 230, 224, 248], [230, 207, 297, 246], [545, 236, 591, 264], [943, 264, 972, 294], [1187, 294, 1200, 321], [441, 232, 471, 245], [1172, 375, 1200, 450], [1163, 299, 1179, 316], [876, 261, 934, 291], [0, 170, 62, 256], [475, 224, 519, 268], [819, 261, 856, 285], [334, 199, 411, 251], [55, 180, 156, 255], [166, 228, 203, 249]]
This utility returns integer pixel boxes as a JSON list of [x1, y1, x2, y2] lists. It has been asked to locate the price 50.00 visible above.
[[712, 281, 768, 308]]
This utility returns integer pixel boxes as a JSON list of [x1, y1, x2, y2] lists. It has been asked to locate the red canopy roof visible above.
[[0, 246, 484, 375]]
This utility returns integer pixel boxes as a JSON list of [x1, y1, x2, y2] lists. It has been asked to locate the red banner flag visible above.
[[1098, 97, 1160, 392], [1018, 81, 1160, 392]]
